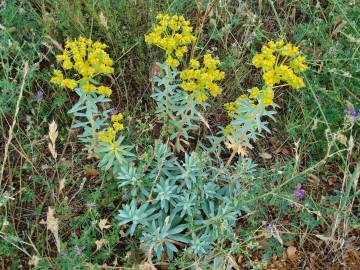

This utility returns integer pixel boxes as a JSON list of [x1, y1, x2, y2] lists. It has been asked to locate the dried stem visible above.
[[0, 62, 28, 187]]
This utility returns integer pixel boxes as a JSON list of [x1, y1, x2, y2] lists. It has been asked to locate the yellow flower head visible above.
[[111, 113, 124, 122], [83, 83, 96, 93], [98, 112, 126, 144], [276, 39, 285, 48], [63, 60, 73, 70], [97, 86, 112, 97], [180, 53, 225, 102], [98, 130, 111, 143], [263, 69, 280, 86], [50, 70, 64, 85], [194, 91, 208, 102], [252, 39, 308, 89], [175, 46, 188, 59], [50, 37, 114, 94], [98, 128, 116, 144], [203, 53, 220, 70], [145, 14, 196, 68], [166, 56, 180, 68], [61, 79, 78, 90], [252, 53, 276, 71], [261, 88, 274, 106], [225, 102, 237, 115], [289, 56, 308, 73], [190, 59, 200, 69], [113, 122, 124, 131], [224, 39, 309, 153], [279, 43, 299, 57], [249, 87, 260, 99]]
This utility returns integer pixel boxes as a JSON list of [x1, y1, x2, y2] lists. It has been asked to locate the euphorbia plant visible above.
[[51, 15, 308, 263]]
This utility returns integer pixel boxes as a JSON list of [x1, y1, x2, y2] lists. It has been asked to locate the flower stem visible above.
[[85, 94, 99, 154], [225, 149, 237, 167]]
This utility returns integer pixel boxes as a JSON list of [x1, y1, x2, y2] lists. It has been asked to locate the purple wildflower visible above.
[[34, 91, 44, 103], [264, 224, 274, 234], [74, 245, 84, 256], [109, 108, 119, 116], [344, 107, 360, 122], [293, 187, 305, 200]]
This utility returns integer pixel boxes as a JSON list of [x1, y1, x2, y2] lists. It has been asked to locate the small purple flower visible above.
[[264, 224, 274, 234], [34, 91, 44, 103], [344, 107, 360, 122], [109, 108, 119, 116], [293, 187, 305, 200], [74, 245, 84, 256]]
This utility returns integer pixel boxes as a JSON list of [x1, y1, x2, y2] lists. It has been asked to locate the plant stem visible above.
[[85, 94, 99, 154], [225, 149, 237, 167]]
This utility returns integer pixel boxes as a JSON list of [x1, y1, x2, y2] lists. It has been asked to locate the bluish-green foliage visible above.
[[152, 64, 205, 150], [116, 140, 256, 260], [114, 62, 262, 260]]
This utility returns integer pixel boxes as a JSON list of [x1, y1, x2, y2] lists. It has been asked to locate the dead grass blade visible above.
[[48, 120, 58, 160], [46, 207, 60, 253], [0, 62, 28, 187]]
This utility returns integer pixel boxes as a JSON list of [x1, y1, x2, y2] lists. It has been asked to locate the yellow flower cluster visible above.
[[98, 113, 125, 144], [145, 14, 224, 103], [224, 39, 308, 138], [144, 14, 196, 68], [50, 37, 114, 96], [50, 70, 78, 90], [252, 39, 308, 89], [180, 54, 225, 102]]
